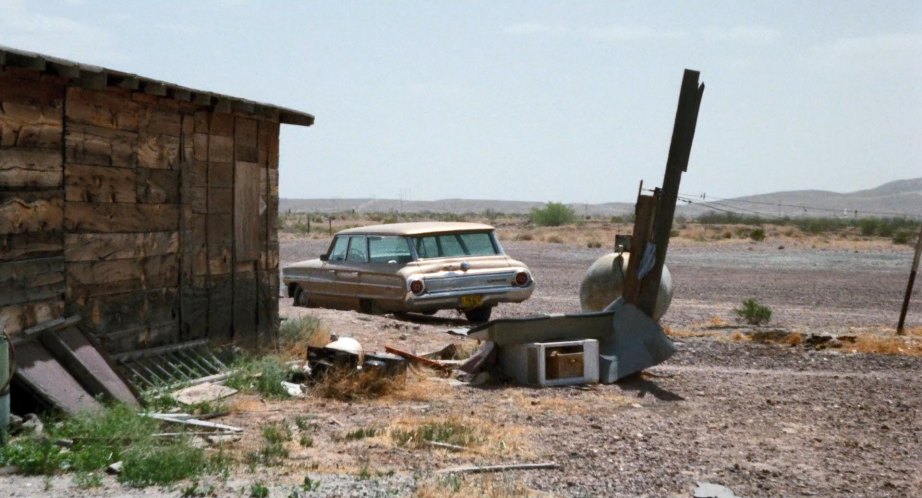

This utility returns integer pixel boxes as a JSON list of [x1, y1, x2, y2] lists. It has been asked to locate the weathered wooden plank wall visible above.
[[2, 68, 281, 353], [0, 69, 66, 334], [63, 87, 183, 351]]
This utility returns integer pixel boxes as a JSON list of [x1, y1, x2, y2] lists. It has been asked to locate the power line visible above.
[[646, 188, 921, 220]]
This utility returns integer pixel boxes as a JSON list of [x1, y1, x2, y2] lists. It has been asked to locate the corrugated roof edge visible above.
[[0, 44, 314, 127]]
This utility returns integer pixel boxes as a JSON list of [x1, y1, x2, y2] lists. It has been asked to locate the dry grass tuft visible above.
[[386, 415, 530, 457], [414, 472, 550, 498], [782, 332, 805, 346], [708, 315, 729, 327], [311, 365, 407, 401], [845, 335, 922, 357], [665, 326, 720, 339], [729, 331, 749, 342]]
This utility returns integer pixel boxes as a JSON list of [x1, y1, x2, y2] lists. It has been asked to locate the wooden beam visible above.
[[192, 93, 213, 106], [4, 52, 46, 71], [142, 81, 168, 96], [47, 62, 80, 79], [897, 225, 922, 335], [637, 69, 704, 319], [78, 70, 108, 90], [170, 88, 192, 102], [213, 99, 232, 113], [622, 193, 657, 306], [110, 75, 140, 90], [232, 100, 255, 114]]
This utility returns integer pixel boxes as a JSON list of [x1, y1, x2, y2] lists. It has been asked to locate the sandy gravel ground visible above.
[[3, 235, 920, 497]]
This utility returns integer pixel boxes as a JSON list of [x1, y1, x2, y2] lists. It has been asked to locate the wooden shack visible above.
[[0, 46, 314, 354]]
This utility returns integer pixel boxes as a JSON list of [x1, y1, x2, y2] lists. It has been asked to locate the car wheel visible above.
[[463, 306, 493, 323], [294, 286, 310, 307]]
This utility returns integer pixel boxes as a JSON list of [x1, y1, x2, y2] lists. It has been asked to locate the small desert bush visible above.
[[892, 229, 915, 245], [279, 315, 328, 356], [530, 202, 576, 227], [545, 235, 564, 244], [749, 228, 766, 241], [734, 299, 772, 325]]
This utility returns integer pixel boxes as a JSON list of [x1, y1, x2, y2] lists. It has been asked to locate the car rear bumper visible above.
[[402, 284, 534, 311]]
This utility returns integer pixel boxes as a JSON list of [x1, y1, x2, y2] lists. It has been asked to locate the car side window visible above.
[[415, 236, 439, 258], [368, 236, 412, 264], [328, 236, 348, 262], [346, 236, 367, 263]]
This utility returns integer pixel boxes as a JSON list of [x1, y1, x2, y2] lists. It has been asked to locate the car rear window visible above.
[[413, 232, 499, 259], [368, 236, 412, 264]]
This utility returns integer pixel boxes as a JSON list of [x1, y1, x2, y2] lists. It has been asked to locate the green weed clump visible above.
[[225, 356, 291, 399], [530, 202, 576, 227], [0, 404, 227, 487], [734, 298, 773, 326], [749, 228, 766, 241]]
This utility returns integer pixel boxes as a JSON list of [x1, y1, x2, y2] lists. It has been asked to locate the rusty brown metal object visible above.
[[637, 69, 705, 318]]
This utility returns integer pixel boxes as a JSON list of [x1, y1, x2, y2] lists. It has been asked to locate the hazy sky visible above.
[[2, 1, 920, 203]]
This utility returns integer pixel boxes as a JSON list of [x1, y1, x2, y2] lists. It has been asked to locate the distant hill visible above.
[[280, 178, 922, 220], [676, 178, 922, 219], [279, 198, 636, 217]]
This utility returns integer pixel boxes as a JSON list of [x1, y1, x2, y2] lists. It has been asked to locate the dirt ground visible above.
[[4, 233, 921, 497]]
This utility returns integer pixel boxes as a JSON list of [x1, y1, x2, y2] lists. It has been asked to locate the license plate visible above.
[[459, 295, 483, 309]]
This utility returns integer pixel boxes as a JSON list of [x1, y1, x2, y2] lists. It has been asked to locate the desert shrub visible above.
[[530, 202, 576, 227], [587, 240, 602, 248], [749, 228, 766, 241], [279, 315, 326, 353], [546, 235, 564, 244], [892, 229, 915, 245], [734, 299, 772, 325], [513, 232, 533, 241]]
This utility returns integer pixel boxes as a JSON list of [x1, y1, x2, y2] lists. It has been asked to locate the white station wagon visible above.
[[282, 222, 534, 322]]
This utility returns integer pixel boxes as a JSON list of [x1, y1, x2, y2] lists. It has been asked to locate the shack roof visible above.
[[0, 44, 314, 127]]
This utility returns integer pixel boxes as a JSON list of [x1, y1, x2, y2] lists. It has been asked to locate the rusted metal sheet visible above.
[[13, 341, 102, 415], [41, 327, 139, 406]]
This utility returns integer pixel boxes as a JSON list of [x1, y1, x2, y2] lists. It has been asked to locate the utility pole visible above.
[[636, 69, 705, 319], [897, 224, 922, 335]]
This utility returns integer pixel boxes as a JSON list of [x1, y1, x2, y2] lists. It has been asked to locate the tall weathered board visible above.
[[0, 47, 312, 354]]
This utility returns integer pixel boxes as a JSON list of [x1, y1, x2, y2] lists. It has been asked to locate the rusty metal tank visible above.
[[579, 252, 673, 321]]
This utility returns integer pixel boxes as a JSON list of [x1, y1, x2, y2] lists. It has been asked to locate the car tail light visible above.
[[409, 280, 425, 295], [514, 271, 529, 286]]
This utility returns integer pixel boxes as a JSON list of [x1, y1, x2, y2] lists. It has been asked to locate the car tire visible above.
[[463, 306, 493, 323], [294, 286, 310, 307]]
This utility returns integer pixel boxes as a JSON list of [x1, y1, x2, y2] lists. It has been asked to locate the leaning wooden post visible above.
[[896, 224, 922, 335], [637, 69, 705, 318], [622, 193, 658, 305]]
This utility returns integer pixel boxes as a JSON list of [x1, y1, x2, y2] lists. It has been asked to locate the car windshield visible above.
[[412, 232, 499, 259]]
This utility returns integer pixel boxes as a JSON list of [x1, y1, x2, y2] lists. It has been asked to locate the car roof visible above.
[[335, 221, 495, 236]]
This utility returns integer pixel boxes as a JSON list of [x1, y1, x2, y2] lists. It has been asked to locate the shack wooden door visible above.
[[184, 111, 278, 349]]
